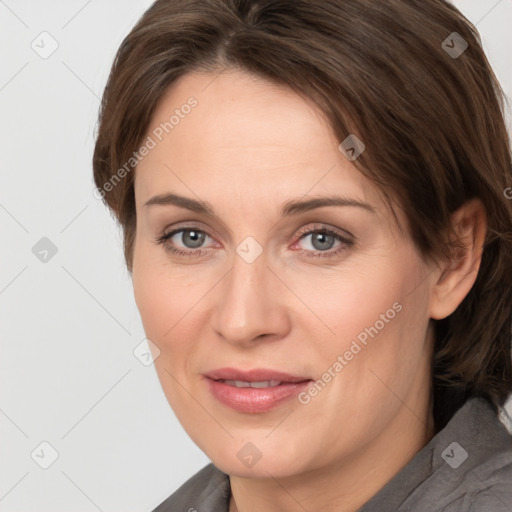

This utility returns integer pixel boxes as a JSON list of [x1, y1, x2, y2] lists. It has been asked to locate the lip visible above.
[[203, 367, 311, 383], [203, 367, 313, 413]]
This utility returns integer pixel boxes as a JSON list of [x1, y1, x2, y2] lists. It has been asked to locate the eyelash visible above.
[[154, 224, 354, 259]]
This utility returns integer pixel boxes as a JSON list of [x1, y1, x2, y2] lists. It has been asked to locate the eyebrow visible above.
[[143, 193, 375, 216]]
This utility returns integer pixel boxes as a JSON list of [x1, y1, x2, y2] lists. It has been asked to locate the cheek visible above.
[[132, 239, 215, 363], [132, 253, 199, 408], [133, 239, 183, 344], [289, 259, 410, 350], [133, 269, 193, 347], [295, 245, 431, 390]]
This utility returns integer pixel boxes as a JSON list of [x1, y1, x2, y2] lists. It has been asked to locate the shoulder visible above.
[[463, 447, 512, 511], [466, 470, 512, 511], [403, 397, 512, 511], [432, 454, 512, 512], [150, 463, 230, 512]]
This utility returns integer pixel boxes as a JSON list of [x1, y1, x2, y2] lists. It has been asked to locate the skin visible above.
[[131, 69, 487, 512]]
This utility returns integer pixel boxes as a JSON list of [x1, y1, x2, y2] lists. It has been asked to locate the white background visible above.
[[0, 1, 511, 510]]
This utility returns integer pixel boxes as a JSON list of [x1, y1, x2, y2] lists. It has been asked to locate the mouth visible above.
[[203, 367, 311, 384], [203, 367, 313, 413], [215, 379, 294, 388]]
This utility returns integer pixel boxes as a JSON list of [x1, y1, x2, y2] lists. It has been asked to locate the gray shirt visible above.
[[151, 397, 512, 511]]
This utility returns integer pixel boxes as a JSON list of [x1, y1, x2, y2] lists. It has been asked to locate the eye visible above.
[[155, 227, 214, 257], [155, 223, 354, 259], [293, 224, 354, 258], [300, 231, 338, 251]]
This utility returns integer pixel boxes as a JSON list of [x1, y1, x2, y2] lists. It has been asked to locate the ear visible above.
[[429, 198, 487, 320]]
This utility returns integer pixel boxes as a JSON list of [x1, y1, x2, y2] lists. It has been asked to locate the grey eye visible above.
[[178, 229, 206, 249], [307, 231, 337, 251]]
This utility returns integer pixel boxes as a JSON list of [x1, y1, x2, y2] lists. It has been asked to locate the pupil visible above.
[[184, 230, 205, 248], [312, 232, 334, 251]]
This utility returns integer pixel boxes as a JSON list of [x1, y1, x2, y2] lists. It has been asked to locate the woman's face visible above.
[[132, 69, 438, 478]]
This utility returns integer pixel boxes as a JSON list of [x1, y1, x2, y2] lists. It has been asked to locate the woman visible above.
[[93, 0, 512, 510]]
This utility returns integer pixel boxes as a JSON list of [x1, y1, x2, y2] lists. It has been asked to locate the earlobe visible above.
[[429, 198, 487, 320]]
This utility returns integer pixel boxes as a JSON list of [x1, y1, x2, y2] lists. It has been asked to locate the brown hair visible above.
[[93, 0, 512, 431]]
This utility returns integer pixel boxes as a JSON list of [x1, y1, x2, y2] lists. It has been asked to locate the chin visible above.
[[206, 441, 311, 479]]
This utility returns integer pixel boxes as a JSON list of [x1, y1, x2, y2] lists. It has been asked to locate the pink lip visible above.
[[203, 367, 313, 413], [203, 367, 311, 383]]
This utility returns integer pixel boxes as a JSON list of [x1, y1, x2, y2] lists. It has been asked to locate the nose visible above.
[[210, 249, 291, 347]]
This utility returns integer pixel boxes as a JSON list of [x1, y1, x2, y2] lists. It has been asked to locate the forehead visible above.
[[135, 70, 385, 217], [146, 70, 339, 159]]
